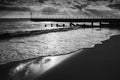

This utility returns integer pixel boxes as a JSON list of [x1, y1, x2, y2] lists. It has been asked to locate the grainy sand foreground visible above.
[[0, 28, 120, 65]]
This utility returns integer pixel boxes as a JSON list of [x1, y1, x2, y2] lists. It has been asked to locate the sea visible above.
[[0, 21, 120, 80]]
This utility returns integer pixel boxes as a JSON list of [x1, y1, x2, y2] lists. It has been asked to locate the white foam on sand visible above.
[[0, 27, 120, 65]]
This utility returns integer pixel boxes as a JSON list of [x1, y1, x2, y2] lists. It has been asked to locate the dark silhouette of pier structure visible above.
[[0, 17, 120, 28], [30, 18, 120, 28]]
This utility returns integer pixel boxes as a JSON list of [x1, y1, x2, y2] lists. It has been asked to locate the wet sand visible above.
[[35, 35, 120, 80]]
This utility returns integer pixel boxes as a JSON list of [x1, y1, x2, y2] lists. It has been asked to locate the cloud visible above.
[[0, 0, 120, 18]]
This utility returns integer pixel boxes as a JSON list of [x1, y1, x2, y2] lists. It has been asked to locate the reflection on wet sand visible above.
[[9, 51, 79, 80]]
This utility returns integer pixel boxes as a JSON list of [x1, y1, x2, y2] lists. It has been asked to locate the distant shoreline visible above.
[[0, 18, 120, 22]]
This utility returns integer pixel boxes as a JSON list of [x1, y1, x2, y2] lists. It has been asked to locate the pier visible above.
[[0, 18, 120, 28], [30, 18, 120, 27]]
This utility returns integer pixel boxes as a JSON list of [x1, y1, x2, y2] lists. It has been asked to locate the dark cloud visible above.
[[38, 0, 48, 3]]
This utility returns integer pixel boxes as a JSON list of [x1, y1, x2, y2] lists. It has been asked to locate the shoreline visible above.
[[36, 34, 120, 80], [0, 29, 119, 80]]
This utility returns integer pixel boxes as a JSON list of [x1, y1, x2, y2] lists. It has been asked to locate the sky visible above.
[[0, 0, 120, 18]]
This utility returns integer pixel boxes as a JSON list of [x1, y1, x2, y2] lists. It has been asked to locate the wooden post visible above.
[[91, 21, 93, 28]]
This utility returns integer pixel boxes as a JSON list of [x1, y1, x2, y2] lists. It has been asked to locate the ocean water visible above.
[[0, 26, 120, 80]]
